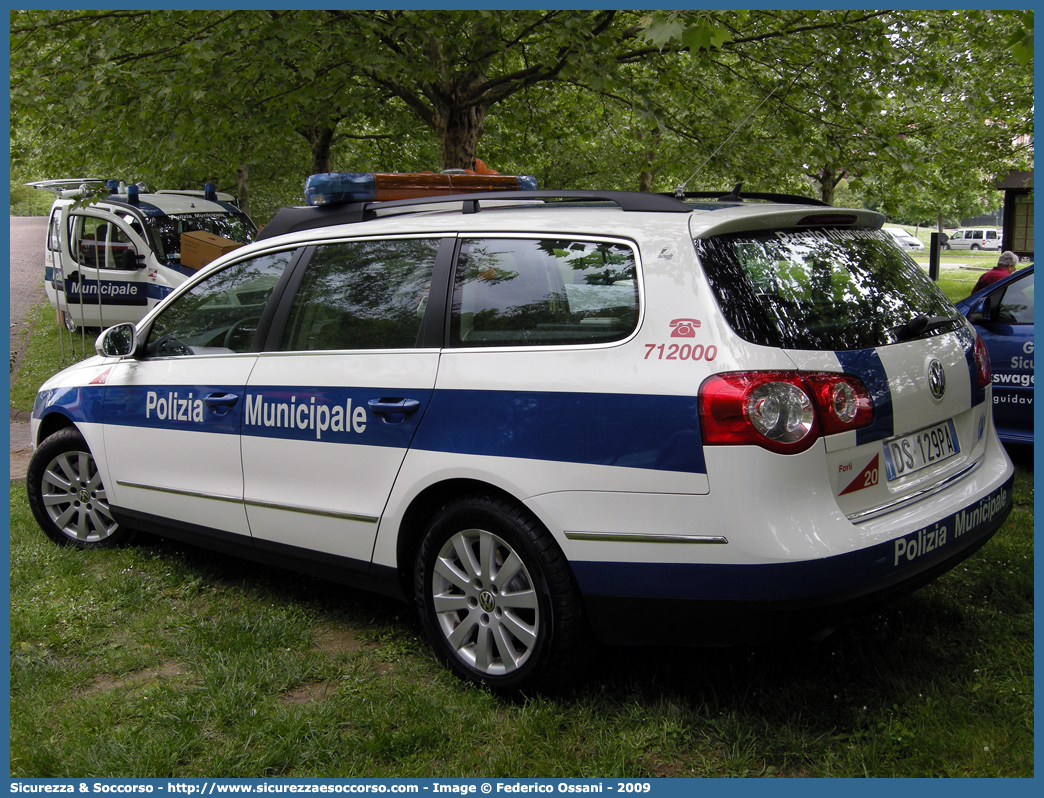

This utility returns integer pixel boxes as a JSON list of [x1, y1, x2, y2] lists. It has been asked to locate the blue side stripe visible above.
[[44, 266, 175, 303], [34, 385, 106, 425], [957, 324, 988, 408], [52, 383, 707, 475], [412, 389, 706, 473], [835, 348, 893, 444]]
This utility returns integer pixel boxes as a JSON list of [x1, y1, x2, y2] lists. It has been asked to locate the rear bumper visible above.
[[576, 475, 1013, 645]]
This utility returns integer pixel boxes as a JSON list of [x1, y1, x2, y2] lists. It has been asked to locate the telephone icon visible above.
[[669, 318, 701, 338]]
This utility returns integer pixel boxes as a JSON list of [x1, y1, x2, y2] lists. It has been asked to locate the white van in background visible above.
[[28, 178, 257, 332], [944, 227, 1002, 251]]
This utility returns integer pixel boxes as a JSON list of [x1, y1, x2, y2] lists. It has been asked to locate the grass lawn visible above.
[[9, 261, 1034, 777], [8, 470, 1035, 777]]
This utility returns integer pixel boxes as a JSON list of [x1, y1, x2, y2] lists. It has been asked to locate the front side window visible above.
[[47, 210, 62, 252], [280, 238, 439, 351], [451, 238, 639, 347], [143, 250, 294, 357], [68, 214, 139, 270], [696, 228, 959, 351]]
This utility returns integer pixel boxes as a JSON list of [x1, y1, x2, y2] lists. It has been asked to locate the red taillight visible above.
[[803, 373, 874, 435], [973, 336, 992, 389], [699, 371, 874, 454]]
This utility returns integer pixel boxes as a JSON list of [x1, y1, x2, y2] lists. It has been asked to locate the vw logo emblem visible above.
[[928, 359, 946, 400], [479, 591, 496, 613]]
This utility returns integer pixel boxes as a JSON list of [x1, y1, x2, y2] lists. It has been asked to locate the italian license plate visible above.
[[883, 420, 961, 481]]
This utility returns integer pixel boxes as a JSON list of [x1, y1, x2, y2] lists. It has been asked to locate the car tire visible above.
[[415, 494, 583, 692], [971, 244, 980, 251], [943, 243, 951, 250], [26, 427, 132, 549], [59, 310, 78, 334]]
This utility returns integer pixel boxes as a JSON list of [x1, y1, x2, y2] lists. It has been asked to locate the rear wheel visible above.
[[26, 428, 132, 549], [59, 310, 78, 334], [415, 495, 583, 692], [971, 244, 981, 251]]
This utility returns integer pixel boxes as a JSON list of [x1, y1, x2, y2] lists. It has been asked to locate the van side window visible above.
[[450, 238, 639, 347], [280, 238, 439, 351], [67, 214, 139, 270]]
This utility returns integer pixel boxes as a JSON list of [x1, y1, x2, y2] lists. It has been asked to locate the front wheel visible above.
[[415, 495, 583, 692], [26, 428, 132, 549]]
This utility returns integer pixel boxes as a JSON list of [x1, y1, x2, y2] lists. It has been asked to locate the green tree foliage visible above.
[[10, 10, 1033, 223]]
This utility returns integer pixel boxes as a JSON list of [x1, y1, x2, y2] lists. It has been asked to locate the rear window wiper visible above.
[[891, 314, 960, 342]]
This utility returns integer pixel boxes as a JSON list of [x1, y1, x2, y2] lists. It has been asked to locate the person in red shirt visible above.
[[971, 250, 1019, 295]]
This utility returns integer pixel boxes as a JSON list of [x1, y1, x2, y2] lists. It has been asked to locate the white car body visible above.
[[28, 184, 1014, 690], [884, 227, 926, 251]]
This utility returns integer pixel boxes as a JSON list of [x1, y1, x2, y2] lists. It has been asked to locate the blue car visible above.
[[956, 263, 1034, 447]]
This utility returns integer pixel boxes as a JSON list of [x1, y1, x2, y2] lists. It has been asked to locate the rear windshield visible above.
[[695, 228, 960, 351], [146, 212, 257, 265]]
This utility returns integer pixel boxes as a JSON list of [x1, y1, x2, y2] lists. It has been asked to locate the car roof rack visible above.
[[256, 190, 692, 241], [670, 190, 830, 207]]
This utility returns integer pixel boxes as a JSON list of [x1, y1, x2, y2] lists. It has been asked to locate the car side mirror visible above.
[[95, 323, 138, 358], [967, 293, 1002, 324]]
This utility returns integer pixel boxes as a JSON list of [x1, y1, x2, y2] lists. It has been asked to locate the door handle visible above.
[[204, 392, 239, 417], [368, 398, 421, 424]]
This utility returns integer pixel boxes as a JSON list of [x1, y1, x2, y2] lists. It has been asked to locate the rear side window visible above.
[[695, 228, 959, 351], [280, 238, 439, 351], [451, 238, 639, 347]]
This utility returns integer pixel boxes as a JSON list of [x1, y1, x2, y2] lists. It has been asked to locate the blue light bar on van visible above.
[[304, 171, 539, 207], [127, 184, 140, 205]]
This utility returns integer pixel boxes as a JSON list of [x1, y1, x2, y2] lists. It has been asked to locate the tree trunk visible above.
[[819, 165, 837, 206], [638, 128, 660, 192], [300, 125, 337, 175], [437, 105, 486, 171], [237, 161, 249, 217]]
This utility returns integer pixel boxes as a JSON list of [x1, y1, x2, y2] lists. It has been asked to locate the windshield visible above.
[[145, 212, 257, 265], [695, 228, 960, 351]]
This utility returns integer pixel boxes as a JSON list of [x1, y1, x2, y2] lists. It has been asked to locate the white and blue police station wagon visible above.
[[28, 178, 257, 333], [27, 172, 1014, 691]]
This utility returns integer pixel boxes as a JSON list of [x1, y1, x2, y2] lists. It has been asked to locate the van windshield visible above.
[[694, 227, 961, 351], [145, 212, 257, 265]]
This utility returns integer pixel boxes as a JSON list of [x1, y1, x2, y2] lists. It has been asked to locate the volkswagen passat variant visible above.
[[28, 174, 1014, 690]]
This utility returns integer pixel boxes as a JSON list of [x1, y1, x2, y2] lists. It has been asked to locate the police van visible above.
[[28, 179, 257, 332], [27, 172, 1014, 691]]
